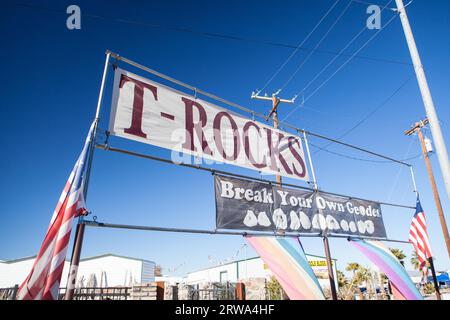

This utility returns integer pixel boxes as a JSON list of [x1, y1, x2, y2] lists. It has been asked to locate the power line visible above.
[[330, 73, 415, 139], [387, 138, 416, 201], [303, 13, 399, 104], [11, 2, 412, 67], [298, 0, 394, 96], [309, 142, 421, 163], [352, 0, 394, 7], [281, 0, 396, 122], [259, 0, 342, 93], [352, 0, 413, 9], [310, 72, 415, 155], [279, 0, 353, 92]]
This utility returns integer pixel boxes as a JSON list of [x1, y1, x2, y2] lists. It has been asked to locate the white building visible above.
[[1, 252, 336, 291], [407, 270, 423, 284], [0, 254, 155, 288], [185, 254, 338, 290]]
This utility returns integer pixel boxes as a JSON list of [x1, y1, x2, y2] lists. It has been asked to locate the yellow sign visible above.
[[308, 260, 333, 267]]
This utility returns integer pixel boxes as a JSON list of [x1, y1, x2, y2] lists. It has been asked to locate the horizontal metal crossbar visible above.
[[82, 220, 411, 244], [96, 144, 416, 210]]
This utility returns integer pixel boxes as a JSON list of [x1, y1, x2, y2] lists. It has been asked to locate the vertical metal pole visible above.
[[304, 130, 333, 299], [396, 0, 450, 203], [428, 257, 442, 300], [65, 51, 111, 300], [272, 95, 282, 186], [323, 236, 338, 300], [416, 129, 450, 257], [64, 222, 85, 299], [303, 131, 318, 190]]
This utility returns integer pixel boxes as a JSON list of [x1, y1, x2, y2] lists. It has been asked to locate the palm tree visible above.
[[266, 276, 285, 300], [354, 266, 372, 299], [411, 251, 430, 270], [390, 248, 406, 266], [346, 263, 360, 277], [337, 270, 348, 288], [411, 251, 420, 270], [344, 263, 374, 300], [344, 263, 361, 299], [378, 272, 389, 299]]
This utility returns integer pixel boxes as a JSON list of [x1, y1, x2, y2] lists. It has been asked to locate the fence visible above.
[[188, 282, 236, 300], [1, 281, 266, 300], [0, 285, 18, 300], [58, 287, 131, 300]]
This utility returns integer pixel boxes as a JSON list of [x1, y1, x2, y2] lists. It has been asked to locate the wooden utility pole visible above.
[[251, 90, 338, 300], [250, 89, 296, 185], [405, 118, 447, 300], [405, 118, 450, 258]]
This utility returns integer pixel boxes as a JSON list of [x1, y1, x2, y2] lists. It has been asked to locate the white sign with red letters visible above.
[[109, 68, 309, 181]]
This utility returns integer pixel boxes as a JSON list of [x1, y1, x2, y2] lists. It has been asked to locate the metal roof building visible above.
[[184, 254, 338, 290], [0, 254, 155, 288]]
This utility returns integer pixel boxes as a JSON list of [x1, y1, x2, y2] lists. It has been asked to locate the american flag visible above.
[[16, 122, 95, 300], [409, 196, 433, 269]]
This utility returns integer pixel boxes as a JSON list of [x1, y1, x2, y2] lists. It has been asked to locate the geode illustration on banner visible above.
[[215, 175, 387, 238]]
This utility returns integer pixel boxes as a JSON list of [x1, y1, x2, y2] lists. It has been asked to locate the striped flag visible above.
[[409, 196, 432, 269], [246, 237, 325, 300], [350, 239, 423, 300], [16, 122, 95, 300]]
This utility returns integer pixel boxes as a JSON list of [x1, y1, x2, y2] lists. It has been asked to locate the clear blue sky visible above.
[[1, 0, 449, 277]]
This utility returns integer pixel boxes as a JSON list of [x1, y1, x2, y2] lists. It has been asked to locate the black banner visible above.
[[215, 175, 387, 238]]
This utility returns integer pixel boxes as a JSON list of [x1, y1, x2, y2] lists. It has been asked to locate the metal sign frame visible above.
[[64, 50, 420, 300]]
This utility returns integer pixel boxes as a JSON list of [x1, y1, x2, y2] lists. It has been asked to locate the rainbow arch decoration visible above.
[[246, 236, 325, 300], [350, 239, 423, 300]]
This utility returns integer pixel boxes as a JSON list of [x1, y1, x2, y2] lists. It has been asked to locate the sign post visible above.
[[65, 51, 111, 300], [323, 237, 338, 300]]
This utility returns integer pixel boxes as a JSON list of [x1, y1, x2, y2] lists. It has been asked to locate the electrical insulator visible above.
[[424, 136, 434, 154]]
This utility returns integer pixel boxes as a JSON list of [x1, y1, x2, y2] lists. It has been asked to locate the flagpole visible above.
[[64, 50, 111, 300], [410, 165, 441, 300], [323, 236, 338, 300], [428, 257, 441, 300]]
